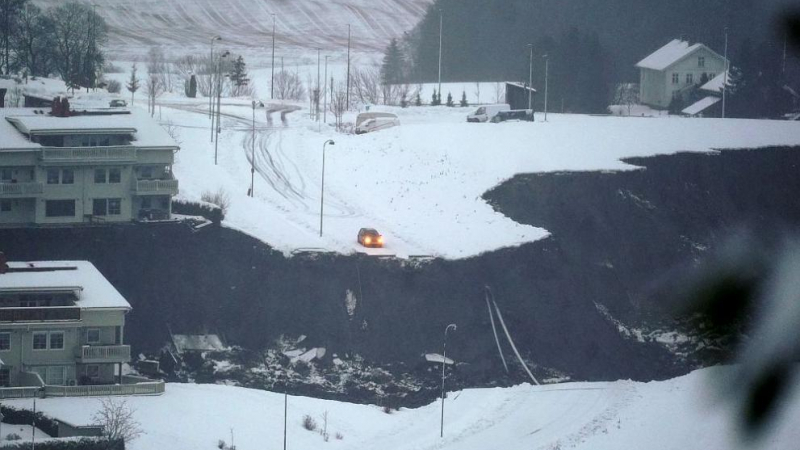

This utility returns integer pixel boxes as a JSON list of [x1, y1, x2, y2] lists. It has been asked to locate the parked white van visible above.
[[355, 112, 400, 135], [467, 104, 510, 122]]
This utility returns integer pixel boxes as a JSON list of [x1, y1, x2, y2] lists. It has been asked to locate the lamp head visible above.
[[212, 35, 221, 41]]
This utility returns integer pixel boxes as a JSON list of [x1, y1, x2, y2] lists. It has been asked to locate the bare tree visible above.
[[474, 82, 481, 104], [613, 83, 640, 116], [493, 82, 505, 104], [328, 81, 348, 131], [92, 398, 143, 448], [351, 65, 382, 105], [144, 74, 164, 117], [273, 70, 306, 101]]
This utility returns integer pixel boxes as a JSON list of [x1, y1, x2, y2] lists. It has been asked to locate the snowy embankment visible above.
[[154, 91, 800, 259], [6, 366, 800, 450]]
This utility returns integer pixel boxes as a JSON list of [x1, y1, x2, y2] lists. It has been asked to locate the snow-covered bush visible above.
[[107, 80, 121, 93], [5, 433, 21, 441], [302, 414, 317, 431], [201, 188, 231, 217]]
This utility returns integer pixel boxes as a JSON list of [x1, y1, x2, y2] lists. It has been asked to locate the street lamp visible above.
[[214, 50, 230, 165], [722, 27, 729, 119], [438, 9, 443, 98], [319, 139, 335, 237], [440, 323, 457, 438], [542, 54, 549, 122], [250, 100, 264, 196], [271, 14, 277, 100], [324, 55, 329, 124], [209, 35, 221, 121]]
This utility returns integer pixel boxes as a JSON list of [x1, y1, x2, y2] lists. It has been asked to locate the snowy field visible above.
[[117, 81, 800, 259], [5, 366, 799, 450]]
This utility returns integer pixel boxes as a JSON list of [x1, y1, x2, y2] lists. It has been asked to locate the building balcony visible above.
[[133, 177, 179, 195], [0, 306, 81, 323], [0, 181, 43, 198], [0, 380, 165, 399], [78, 344, 131, 363], [40, 146, 137, 165]]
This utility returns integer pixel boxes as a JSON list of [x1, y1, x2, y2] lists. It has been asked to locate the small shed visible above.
[[505, 82, 537, 110]]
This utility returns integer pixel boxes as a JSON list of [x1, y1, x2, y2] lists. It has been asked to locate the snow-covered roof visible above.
[[425, 353, 454, 365], [172, 334, 225, 353], [682, 96, 721, 116], [0, 79, 15, 90], [700, 71, 729, 93], [0, 261, 131, 310], [636, 39, 707, 71], [0, 107, 179, 150], [506, 82, 537, 93]]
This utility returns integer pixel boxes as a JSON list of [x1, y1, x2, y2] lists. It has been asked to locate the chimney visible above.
[[50, 96, 71, 117]]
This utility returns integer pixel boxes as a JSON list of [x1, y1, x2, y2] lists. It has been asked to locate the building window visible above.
[[0, 169, 12, 181], [698, 56, 705, 67], [109, 168, 121, 184], [61, 169, 74, 185], [49, 332, 64, 350], [86, 364, 100, 379], [47, 169, 60, 184], [93, 199, 107, 216], [32, 332, 48, 350], [0, 368, 9, 387], [672, 73, 679, 84], [108, 198, 121, 215], [140, 167, 153, 179], [94, 169, 107, 184], [86, 329, 101, 344], [686, 73, 693, 84], [0, 332, 10, 351], [45, 200, 75, 217], [0, 200, 10, 213]]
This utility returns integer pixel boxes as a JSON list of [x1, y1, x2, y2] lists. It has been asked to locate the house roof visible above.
[[0, 261, 131, 310], [0, 107, 180, 150], [172, 334, 225, 353], [682, 96, 721, 116], [636, 39, 722, 71], [700, 70, 729, 93], [506, 82, 537, 93]]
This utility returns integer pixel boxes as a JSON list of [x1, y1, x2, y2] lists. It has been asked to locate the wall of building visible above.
[[640, 68, 666, 107], [661, 48, 726, 107], [0, 199, 35, 224]]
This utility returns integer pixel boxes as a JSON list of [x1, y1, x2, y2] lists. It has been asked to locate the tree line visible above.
[[0, 0, 107, 90]]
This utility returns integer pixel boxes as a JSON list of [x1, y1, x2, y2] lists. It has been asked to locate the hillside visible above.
[[6, 366, 800, 450], [33, 0, 431, 61]]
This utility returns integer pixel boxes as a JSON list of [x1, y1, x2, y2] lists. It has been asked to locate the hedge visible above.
[[0, 438, 123, 450], [172, 199, 223, 224], [1, 405, 59, 437]]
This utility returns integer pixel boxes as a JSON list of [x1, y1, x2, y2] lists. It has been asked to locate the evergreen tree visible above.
[[186, 74, 197, 98], [446, 91, 454, 107], [229, 55, 249, 96], [431, 88, 440, 105], [460, 90, 468, 107], [127, 63, 140, 104], [381, 38, 405, 86]]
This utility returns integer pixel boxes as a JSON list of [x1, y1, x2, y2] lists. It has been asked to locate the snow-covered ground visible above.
[[5, 366, 799, 450], [130, 84, 800, 259]]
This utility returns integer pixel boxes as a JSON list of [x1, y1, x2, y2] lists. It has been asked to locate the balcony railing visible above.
[[40, 146, 137, 164], [0, 306, 80, 322], [0, 182, 43, 197], [133, 178, 179, 195], [79, 344, 131, 363], [44, 380, 165, 397]]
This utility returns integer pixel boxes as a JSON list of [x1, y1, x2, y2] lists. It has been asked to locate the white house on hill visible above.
[[636, 39, 727, 109]]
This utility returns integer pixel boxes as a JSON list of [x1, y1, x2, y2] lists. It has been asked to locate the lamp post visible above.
[[346, 24, 351, 110], [543, 54, 549, 121], [319, 139, 335, 237], [324, 55, 329, 124], [271, 13, 276, 99], [250, 100, 264, 196], [527, 44, 533, 110], [440, 323, 457, 438], [209, 35, 221, 120], [214, 51, 230, 165]]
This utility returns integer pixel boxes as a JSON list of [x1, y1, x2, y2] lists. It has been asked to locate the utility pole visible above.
[[283, 391, 288, 450], [438, 10, 443, 98], [324, 55, 329, 124], [316, 49, 321, 126], [543, 54, 549, 121], [346, 24, 351, 110], [214, 51, 229, 165], [527, 44, 533, 110], [209, 36, 221, 120], [271, 13, 276, 99], [722, 28, 728, 119]]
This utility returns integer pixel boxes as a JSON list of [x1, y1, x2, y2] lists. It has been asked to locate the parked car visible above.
[[355, 113, 400, 135], [491, 109, 534, 123], [467, 104, 510, 122], [357, 228, 384, 248], [109, 99, 127, 107]]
